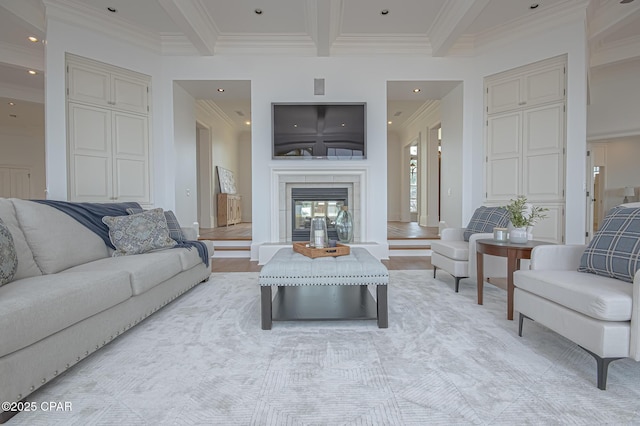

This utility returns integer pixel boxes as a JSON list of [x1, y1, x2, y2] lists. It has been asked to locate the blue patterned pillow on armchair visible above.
[[578, 206, 640, 283], [463, 206, 510, 242]]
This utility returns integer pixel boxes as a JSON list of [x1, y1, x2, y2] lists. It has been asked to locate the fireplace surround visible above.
[[271, 168, 364, 243]]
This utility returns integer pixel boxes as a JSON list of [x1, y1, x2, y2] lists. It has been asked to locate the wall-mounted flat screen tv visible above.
[[272, 103, 366, 159]]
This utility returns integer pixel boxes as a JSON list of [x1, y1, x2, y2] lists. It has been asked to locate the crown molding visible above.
[[157, 0, 218, 56], [0, 82, 44, 103], [0, 41, 44, 71], [160, 34, 200, 56], [474, 1, 589, 51], [42, 0, 161, 54], [590, 35, 640, 69], [400, 100, 440, 131], [197, 100, 236, 130], [214, 34, 317, 56], [331, 34, 431, 56], [587, 127, 640, 141]]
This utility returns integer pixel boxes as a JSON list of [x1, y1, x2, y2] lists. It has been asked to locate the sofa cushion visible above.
[[514, 270, 632, 321], [126, 207, 186, 241], [0, 270, 131, 357], [12, 199, 110, 274], [64, 250, 183, 295], [431, 240, 469, 261], [0, 199, 42, 280], [464, 206, 510, 241], [103, 208, 176, 257], [0, 218, 18, 286], [578, 206, 640, 283]]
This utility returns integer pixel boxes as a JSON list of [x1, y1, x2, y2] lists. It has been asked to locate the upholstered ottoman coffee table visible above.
[[259, 247, 389, 329]]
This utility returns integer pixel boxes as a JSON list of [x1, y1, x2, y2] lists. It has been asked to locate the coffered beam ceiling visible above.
[[157, 0, 218, 56], [428, 0, 490, 57]]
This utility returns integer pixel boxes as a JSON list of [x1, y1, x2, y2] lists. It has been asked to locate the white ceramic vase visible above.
[[509, 227, 528, 244]]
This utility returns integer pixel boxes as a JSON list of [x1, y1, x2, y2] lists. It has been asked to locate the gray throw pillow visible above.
[[126, 207, 186, 241], [0, 218, 18, 286], [463, 206, 510, 241], [578, 206, 640, 283], [102, 208, 176, 257]]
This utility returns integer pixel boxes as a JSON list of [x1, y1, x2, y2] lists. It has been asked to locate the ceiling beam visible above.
[[309, 0, 341, 57], [158, 0, 219, 56], [0, 2, 45, 34], [589, 1, 640, 43], [428, 0, 490, 57]]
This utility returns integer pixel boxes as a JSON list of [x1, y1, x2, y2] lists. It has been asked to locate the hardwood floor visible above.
[[211, 257, 431, 273], [205, 221, 434, 272], [200, 221, 438, 241]]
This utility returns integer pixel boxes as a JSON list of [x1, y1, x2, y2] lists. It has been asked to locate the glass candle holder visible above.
[[493, 227, 508, 242], [309, 217, 328, 248]]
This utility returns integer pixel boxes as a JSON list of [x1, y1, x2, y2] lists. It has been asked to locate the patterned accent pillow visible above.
[[463, 206, 510, 242], [578, 206, 640, 283], [0, 218, 18, 286], [126, 208, 186, 241], [102, 208, 176, 257]]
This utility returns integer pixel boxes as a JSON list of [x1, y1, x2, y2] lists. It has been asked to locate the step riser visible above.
[[388, 249, 432, 257], [208, 240, 252, 248], [212, 251, 252, 258]]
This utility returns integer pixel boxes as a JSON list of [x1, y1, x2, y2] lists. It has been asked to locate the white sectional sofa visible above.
[[0, 199, 211, 422]]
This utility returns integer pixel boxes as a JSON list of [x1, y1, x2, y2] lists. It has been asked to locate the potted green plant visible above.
[[503, 195, 548, 243]]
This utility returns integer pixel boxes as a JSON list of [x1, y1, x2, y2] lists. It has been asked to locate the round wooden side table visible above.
[[476, 239, 553, 320]]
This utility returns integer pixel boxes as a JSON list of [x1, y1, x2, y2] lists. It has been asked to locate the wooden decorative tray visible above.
[[293, 242, 350, 258]]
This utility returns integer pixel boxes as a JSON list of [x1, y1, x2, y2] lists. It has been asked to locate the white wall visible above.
[[588, 59, 640, 140], [172, 84, 198, 225], [386, 131, 401, 221], [42, 12, 590, 247], [598, 137, 640, 212], [440, 83, 464, 227], [0, 125, 46, 199], [237, 130, 252, 223]]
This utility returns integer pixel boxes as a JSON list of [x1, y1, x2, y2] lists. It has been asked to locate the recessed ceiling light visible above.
[[388, 121, 392, 125], [9, 114, 17, 118], [107, 7, 117, 13], [341, 123, 346, 127], [293, 124, 298, 128], [217, 88, 225, 92], [413, 88, 421, 93], [530, 3, 539, 9], [254, 8, 263, 15], [381, 9, 389, 15], [28, 70, 37, 75], [27, 36, 38, 43], [245, 121, 251, 126]]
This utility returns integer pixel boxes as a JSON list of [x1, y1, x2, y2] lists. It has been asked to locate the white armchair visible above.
[[431, 228, 507, 292], [516, 203, 640, 390]]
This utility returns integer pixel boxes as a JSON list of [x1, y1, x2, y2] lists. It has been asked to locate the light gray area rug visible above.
[[10, 271, 640, 425]]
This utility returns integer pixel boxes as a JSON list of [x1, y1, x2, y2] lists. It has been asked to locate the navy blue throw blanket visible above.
[[33, 200, 209, 266]]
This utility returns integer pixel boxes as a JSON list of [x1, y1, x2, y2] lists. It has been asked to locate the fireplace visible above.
[[291, 188, 348, 241]]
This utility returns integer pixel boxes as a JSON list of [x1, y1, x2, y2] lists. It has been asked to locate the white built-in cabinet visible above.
[[485, 56, 566, 243], [66, 54, 151, 204]]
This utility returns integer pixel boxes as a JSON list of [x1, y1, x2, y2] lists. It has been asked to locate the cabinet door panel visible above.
[[487, 157, 519, 200], [525, 104, 564, 153], [488, 112, 521, 156], [67, 63, 110, 106], [69, 104, 110, 153], [525, 65, 565, 107], [0, 169, 11, 198], [531, 204, 564, 243], [113, 113, 148, 157], [524, 153, 563, 200], [112, 75, 148, 114], [487, 78, 521, 114], [115, 158, 148, 201], [72, 155, 111, 200]]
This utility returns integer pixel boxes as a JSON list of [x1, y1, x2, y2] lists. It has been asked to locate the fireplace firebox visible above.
[[291, 188, 348, 242]]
